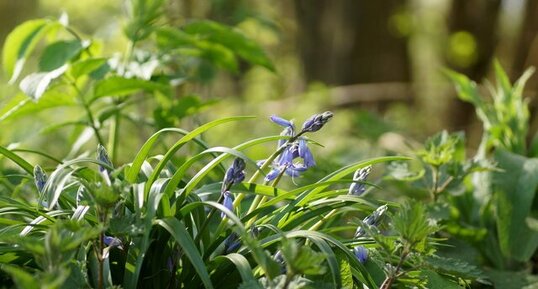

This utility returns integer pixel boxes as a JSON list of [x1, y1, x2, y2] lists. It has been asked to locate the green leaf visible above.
[[155, 218, 214, 289], [420, 270, 464, 289], [424, 255, 484, 280], [213, 253, 257, 284], [39, 40, 84, 71], [0, 90, 76, 123], [183, 20, 274, 71], [93, 76, 170, 99], [0, 146, 34, 174], [19, 65, 68, 100], [3, 19, 61, 83], [69, 58, 109, 79], [0, 264, 39, 289], [494, 149, 538, 261]]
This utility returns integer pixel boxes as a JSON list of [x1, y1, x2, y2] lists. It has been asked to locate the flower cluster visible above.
[[262, 112, 333, 182]]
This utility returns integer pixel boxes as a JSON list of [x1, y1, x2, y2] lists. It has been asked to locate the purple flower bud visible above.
[[265, 168, 281, 182], [257, 159, 267, 168], [353, 246, 368, 264], [104, 235, 124, 250], [224, 233, 241, 254], [349, 166, 372, 196], [270, 115, 293, 128], [33, 165, 47, 193], [222, 158, 246, 191], [97, 144, 113, 173], [355, 204, 388, 238], [221, 191, 234, 218], [301, 111, 333, 133]]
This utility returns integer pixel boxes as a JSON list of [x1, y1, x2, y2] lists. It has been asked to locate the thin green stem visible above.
[[69, 78, 105, 146]]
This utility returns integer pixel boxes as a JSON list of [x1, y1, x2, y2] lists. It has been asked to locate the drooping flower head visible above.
[[355, 204, 388, 238], [33, 165, 47, 193], [353, 245, 368, 264], [348, 166, 372, 196]]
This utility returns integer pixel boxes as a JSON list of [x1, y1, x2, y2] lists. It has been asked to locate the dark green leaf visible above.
[[494, 149, 538, 261], [93, 76, 170, 99], [39, 40, 84, 71]]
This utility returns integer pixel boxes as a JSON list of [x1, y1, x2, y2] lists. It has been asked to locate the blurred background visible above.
[[0, 0, 537, 168]]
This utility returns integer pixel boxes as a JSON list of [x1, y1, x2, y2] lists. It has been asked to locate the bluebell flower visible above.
[[265, 167, 282, 182], [221, 191, 234, 218], [104, 235, 124, 250], [355, 204, 388, 238], [270, 115, 294, 128], [33, 165, 47, 193], [348, 166, 372, 196], [284, 163, 308, 177], [224, 233, 241, 254], [353, 245, 368, 264], [301, 111, 333, 133], [298, 138, 315, 168]]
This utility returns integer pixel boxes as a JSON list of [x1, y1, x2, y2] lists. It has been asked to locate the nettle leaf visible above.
[[420, 270, 463, 289], [19, 65, 68, 101], [425, 255, 485, 279], [39, 40, 86, 71], [2, 19, 61, 83], [183, 20, 274, 71], [93, 76, 171, 99], [494, 149, 538, 261]]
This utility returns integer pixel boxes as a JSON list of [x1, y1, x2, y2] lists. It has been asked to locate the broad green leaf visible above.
[[3, 19, 61, 82], [0, 90, 76, 123], [93, 76, 170, 99], [155, 218, 214, 289], [494, 149, 538, 261], [39, 40, 85, 71], [156, 27, 238, 71], [183, 20, 274, 71], [69, 58, 108, 79], [19, 65, 68, 100]]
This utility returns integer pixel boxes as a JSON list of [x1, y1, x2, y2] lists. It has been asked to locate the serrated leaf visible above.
[[19, 65, 67, 100], [39, 40, 84, 71], [425, 255, 484, 279], [420, 270, 464, 289]]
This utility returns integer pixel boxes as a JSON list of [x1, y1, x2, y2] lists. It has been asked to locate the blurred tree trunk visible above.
[[445, 0, 501, 132], [512, 0, 538, 78], [293, 0, 410, 88]]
